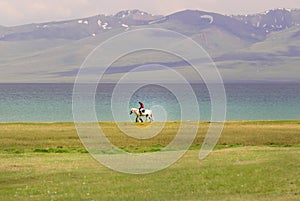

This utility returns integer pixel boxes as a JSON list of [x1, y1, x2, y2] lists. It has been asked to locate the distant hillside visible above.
[[0, 10, 162, 41], [233, 8, 300, 33], [2, 9, 300, 41], [1, 9, 300, 83]]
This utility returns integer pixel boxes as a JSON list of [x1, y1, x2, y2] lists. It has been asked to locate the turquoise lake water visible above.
[[0, 83, 299, 122]]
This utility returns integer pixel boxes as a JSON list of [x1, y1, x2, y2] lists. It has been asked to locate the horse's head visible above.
[[129, 108, 133, 115]]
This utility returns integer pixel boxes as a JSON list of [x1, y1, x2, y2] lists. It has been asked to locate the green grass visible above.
[[1, 121, 299, 153], [0, 121, 299, 200]]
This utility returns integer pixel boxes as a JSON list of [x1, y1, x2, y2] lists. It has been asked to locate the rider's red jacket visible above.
[[139, 102, 144, 108]]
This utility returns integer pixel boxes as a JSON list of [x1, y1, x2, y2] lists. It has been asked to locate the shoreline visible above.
[[0, 119, 299, 124]]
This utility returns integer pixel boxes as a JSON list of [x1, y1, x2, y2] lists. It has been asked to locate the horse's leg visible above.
[[135, 116, 139, 122], [139, 117, 143, 122]]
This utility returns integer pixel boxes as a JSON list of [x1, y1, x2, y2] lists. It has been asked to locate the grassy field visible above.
[[0, 121, 299, 200]]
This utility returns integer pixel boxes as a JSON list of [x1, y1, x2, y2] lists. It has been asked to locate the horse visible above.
[[129, 108, 154, 122]]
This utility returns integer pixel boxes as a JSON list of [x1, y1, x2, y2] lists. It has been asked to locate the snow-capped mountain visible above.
[[0, 9, 162, 40], [233, 8, 300, 33], [1, 8, 300, 82], [158, 10, 267, 41], [114, 9, 161, 21], [2, 9, 300, 41]]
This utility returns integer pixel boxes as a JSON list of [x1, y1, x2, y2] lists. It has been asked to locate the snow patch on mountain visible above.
[[102, 22, 108, 29], [200, 15, 214, 24]]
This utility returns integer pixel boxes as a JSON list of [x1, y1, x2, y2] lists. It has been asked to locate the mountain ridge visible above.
[[1, 8, 300, 41], [1, 8, 300, 83]]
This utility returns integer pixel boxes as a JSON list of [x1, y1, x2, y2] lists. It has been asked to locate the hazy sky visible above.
[[1, 0, 300, 26]]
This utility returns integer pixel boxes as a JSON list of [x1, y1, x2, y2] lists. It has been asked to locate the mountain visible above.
[[0, 9, 162, 41], [3, 9, 299, 41], [1, 9, 300, 82], [233, 8, 300, 33], [157, 10, 266, 41]]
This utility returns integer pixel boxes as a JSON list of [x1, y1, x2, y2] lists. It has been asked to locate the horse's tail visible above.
[[150, 113, 154, 121]]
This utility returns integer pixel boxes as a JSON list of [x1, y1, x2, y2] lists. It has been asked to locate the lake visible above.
[[0, 83, 299, 122]]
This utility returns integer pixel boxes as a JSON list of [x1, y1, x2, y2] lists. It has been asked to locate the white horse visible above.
[[130, 108, 154, 122]]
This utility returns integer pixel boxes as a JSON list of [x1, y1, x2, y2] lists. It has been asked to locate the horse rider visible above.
[[138, 101, 145, 115]]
